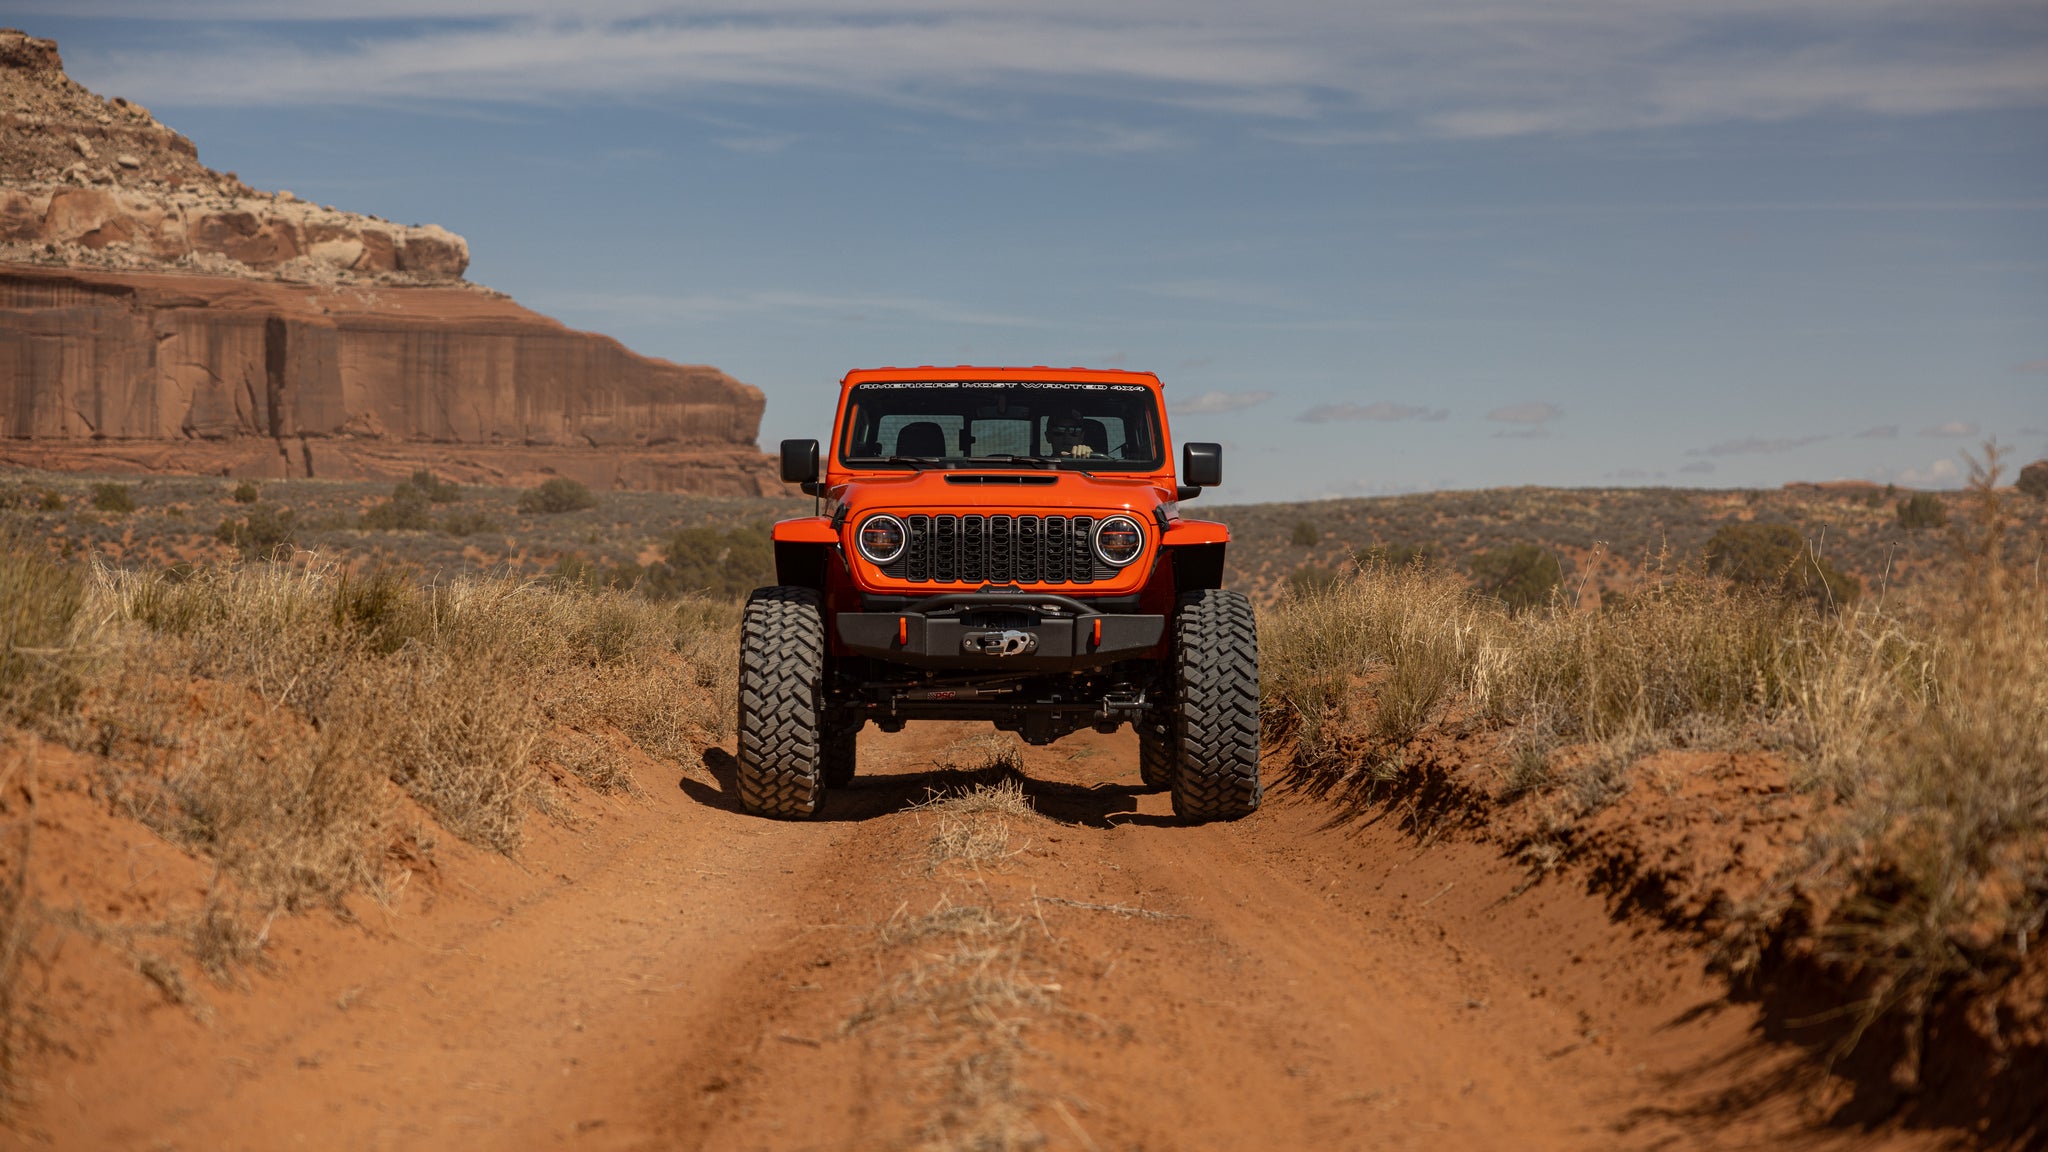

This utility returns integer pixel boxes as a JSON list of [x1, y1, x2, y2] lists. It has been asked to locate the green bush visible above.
[[1896, 492, 1947, 530], [91, 482, 135, 514], [231, 481, 261, 504], [438, 509, 500, 537], [1290, 521, 1320, 547], [1703, 522, 1859, 609], [409, 469, 462, 504], [517, 477, 597, 515], [360, 484, 433, 531], [216, 506, 298, 560], [1469, 544, 1562, 613], [639, 525, 775, 600]]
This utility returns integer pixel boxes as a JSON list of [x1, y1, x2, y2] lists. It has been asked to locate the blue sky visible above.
[[20, 2, 2048, 502]]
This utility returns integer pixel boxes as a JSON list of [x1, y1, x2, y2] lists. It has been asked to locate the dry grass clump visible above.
[[0, 542, 95, 729], [1789, 463, 2047, 1071], [90, 561, 738, 854], [851, 894, 1053, 1151], [915, 780, 1036, 873], [1264, 550, 1813, 777], [1263, 448, 2047, 1069], [0, 557, 740, 1006]]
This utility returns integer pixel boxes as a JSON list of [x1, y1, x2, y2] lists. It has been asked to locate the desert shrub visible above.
[[93, 563, 737, 853], [0, 487, 60, 512], [637, 525, 775, 600], [1896, 491, 1947, 530], [359, 483, 433, 531], [408, 469, 462, 504], [1290, 521, 1320, 547], [1359, 541, 1446, 570], [1704, 522, 1860, 609], [90, 482, 135, 514], [107, 702, 385, 915], [1285, 565, 1340, 600], [1791, 454, 2048, 1056], [2018, 460, 2048, 501], [215, 506, 298, 561], [351, 646, 539, 852], [1262, 448, 2047, 1070], [230, 481, 260, 504], [1263, 555, 1820, 788], [517, 477, 597, 515], [1469, 544, 1562, 613], [437, 509, 499, 537], [1260, 559, 1477, 758]]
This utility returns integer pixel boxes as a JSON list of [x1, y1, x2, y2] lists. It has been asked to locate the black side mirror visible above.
[[780, 439, 820, 485], [1182, 442, 1222, 490]]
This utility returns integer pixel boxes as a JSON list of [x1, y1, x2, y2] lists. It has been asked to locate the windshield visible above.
[[838, 381, 1165, 471]]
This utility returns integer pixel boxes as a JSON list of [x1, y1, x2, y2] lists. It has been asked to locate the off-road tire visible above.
[[1137, 716, 1174, 791], [822, 724, 858, 789], [736, 586, 827, 818], [1170, 589, 1261, 822]]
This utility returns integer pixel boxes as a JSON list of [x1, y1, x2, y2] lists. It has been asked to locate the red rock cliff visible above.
[[0, 29, 777, 494]]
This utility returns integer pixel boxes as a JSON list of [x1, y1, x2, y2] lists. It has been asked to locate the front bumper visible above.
[[835, 593, 1165, 671]]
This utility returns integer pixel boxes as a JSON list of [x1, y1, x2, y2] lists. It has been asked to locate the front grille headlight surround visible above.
[[1092, 514, 1145, 567], [856, 513, 907, 564]]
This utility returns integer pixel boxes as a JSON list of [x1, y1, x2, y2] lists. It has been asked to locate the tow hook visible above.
[[962, 629, 1038, 657]]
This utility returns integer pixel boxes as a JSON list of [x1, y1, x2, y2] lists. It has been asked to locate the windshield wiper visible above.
[[969, 454, 1057, 470], [847, 455, 942, 471]]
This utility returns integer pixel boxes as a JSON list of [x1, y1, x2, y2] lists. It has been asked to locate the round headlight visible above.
[[1093, 515, 1144, 567], [856, 514, 906, 564]]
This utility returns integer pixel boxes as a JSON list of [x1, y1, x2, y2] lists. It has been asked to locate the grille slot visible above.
[[879, 514, 1119, 585]]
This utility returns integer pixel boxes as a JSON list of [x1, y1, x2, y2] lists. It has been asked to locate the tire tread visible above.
[[1170, 588, 1261, 822]]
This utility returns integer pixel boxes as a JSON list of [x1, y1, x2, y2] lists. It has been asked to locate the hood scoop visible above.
[[944, 473, 1058, 485]]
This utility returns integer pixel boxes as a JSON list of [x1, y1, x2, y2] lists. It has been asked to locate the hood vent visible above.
[[944, 473, 1059, 485]]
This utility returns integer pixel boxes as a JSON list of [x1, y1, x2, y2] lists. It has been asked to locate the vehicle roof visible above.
[[840, 365, 1163, 389]]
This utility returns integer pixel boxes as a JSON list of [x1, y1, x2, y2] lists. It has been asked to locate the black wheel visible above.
[[735, 586, 827, 818], [822, 724, 858, 789], [1137, 716, 1174, 791], [1170, 589, 1261, 822]]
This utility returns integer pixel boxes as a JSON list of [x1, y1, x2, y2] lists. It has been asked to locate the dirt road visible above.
[[37, 724, 1922, 1151]]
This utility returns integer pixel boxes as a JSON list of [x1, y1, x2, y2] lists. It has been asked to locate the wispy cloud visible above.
[[2014, 359, 2048, 374], [55, 1, 2048, 142], [1298, 401, 1448, 424], [1486, 401, 1562, 426], [1688, 434, 1828, 456], [1920, 420, 1980, 438], [1678, 460, 1716, 475], [1899, 457, 1962, 487], [1176, 389, 1273, 415], [1855, 424, 1900, 440]]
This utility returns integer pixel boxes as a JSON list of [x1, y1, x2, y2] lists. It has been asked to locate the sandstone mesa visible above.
[[0, 28, 776, 494]]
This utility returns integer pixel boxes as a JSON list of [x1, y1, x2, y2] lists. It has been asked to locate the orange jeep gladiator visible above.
[[738, 366, 1258, 823]]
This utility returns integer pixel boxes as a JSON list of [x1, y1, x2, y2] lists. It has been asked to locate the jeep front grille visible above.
[[883, 514, 1120, 585]]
